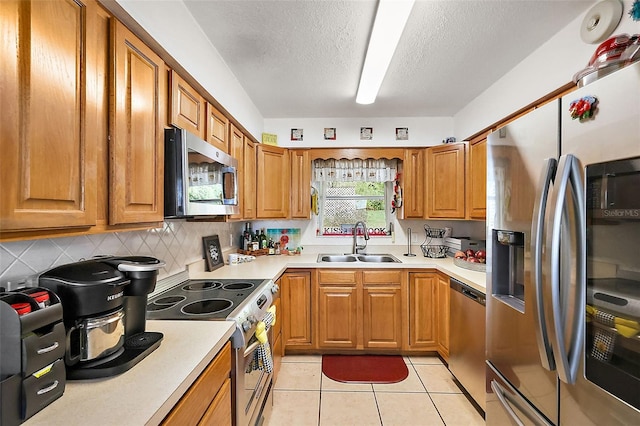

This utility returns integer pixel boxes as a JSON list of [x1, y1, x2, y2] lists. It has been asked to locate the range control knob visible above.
[[247, 315, 257, 324], [242, 320, 252, 332], [271, 284, 280, 294]]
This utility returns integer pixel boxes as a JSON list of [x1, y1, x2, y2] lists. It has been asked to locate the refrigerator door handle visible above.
[[531, 157, 557, 371], [548, 154, 586, 385]]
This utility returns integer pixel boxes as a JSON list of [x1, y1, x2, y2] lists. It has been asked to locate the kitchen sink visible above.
[[316, 254, 401, 263]]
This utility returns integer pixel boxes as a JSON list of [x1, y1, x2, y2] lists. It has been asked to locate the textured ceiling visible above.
[[183, 0, 595, 118]]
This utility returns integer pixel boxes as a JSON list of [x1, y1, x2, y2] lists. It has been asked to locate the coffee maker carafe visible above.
[[38, 256, 164, 379]]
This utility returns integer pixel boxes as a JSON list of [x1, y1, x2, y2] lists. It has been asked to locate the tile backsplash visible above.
[[0, 220, 243, 289]]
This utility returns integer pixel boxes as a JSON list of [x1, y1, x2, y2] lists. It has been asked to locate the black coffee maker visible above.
[[38, 256, 165, 379]]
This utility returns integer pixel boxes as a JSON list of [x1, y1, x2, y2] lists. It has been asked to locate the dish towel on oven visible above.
[[250, 310, 275, 373]]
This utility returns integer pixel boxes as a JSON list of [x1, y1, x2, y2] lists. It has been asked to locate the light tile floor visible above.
[[268, 355, 485, 426]]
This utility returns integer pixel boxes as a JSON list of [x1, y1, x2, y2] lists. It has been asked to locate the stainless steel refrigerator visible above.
[[485, 61, 640, 425]]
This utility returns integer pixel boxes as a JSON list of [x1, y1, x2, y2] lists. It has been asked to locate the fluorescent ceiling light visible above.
[[356, 0, 415, 105]]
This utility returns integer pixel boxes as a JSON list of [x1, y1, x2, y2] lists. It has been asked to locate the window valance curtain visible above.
[[313, 159, 398, 182]]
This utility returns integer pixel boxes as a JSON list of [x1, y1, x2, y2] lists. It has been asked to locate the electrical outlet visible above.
[[230, 234, 234, 247]]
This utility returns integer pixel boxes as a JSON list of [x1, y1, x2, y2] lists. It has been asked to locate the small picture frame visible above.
[[395, 127, 409, 141], [324, 127, 336, 140], [291, 128, 303, 141], [360, 127, 373, 140], [202, 235, 224, 272]]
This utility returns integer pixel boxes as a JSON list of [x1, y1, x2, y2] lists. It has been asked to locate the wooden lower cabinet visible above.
[[272, 296, 283, 382], [437, 273, 450, 360], [280, 271, 313, 350], [162, 342, 232, 426], [316, 270, 404, 351], [407, 272, 438, 351]]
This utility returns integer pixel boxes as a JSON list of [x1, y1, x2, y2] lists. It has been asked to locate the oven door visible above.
[[237, 329, 273, 426]]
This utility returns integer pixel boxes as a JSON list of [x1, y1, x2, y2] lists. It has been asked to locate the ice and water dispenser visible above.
[[492, 229, 525, 312]]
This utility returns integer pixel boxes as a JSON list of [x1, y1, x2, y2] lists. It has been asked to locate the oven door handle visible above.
[[244, 340, 261, 358]]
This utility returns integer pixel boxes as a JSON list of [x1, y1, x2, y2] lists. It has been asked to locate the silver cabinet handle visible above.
[[548, 154, 585, 385], [490, 380, 525, 426], [36, 341, 60, 355], [531, 157, 557, 371], [36, 380, 59, 395]]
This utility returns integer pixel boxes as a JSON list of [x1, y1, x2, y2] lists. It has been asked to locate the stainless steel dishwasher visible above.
[[449, 278, 486, 411]]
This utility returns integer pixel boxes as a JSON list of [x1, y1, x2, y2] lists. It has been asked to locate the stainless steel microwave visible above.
[[164, 126, 239, 218]]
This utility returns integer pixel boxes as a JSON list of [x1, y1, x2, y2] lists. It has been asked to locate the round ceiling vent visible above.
[[580, 0, 624, 44]]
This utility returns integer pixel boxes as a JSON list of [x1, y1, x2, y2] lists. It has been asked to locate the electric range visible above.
[[146, 278, 279, 348]]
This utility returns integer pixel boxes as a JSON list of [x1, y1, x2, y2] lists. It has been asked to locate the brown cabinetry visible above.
[[426, 143, 466, 219], [243, 138, 257, 219], [402, 149, 425, 218], [0, 0, 99, 232], [437, 273, 450, 359], [316, 270, 404, 350], [466, 134, 487, 220], [256, 145, 290, 218], [317, 270, 359, 349], [280, 271, 313, 350], [290, 150, 311, 218], [169, 70, 206, 139], [205, 103, 229, 153], [229, 125, 245, 221], [362, 271, 403, 350], [407, 272, 438, 350], [110, 20, 165, 225], [162, 341, 232, 426]]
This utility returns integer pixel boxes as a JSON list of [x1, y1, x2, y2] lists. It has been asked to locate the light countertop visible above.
[[24, 320, 235, 426], [189, 245, 486, 294]]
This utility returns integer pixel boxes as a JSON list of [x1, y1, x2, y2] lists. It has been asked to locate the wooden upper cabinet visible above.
[[256, 145, 290, 218], [426, 143, 466, 219], [290, 150, 311, 219], [466, 134, 487, 220], [0, 0, 98, 232], [228, 124, 245, 221], [402, 148, 425, 219], [169, 70, 205, 139], [110, 20, 166, 225], [243, 139, 257, 219], [205, 103, 229, 153]]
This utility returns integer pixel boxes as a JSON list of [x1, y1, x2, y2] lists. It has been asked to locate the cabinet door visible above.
[[256, 145, 290, 218], [169, 70, 206, 139], [198, 378, 232, 426], [280, 272, 312, 349], [243, 139, 257, 219], [437, 274, 450, 359], [362, 271, 403, 349], [467, 134, 487, 220], [205, 103, 229, 153], [0, 0, 98, 231], [408, 272, 438, 349], [228, 125, 244, 220], [110, 20, 165, 224], [317, 285, 359, 349], [426, 143, 466, 218], [290, 150, 311, 219], [402, 148, 425, 218]]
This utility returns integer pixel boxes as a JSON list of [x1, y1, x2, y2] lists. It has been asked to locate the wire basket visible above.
[[424, 225, 446, 238], [420, 244, 448, 258]]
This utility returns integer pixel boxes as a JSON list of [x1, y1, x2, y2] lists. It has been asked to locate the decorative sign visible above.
[[291, 129, 303, 141], [395, 127, 408, 141], [261, 133, 278, 145], [322, 225, 388, 236], [202, 235, 224, 272], [360, 127, 373, 140], [266, 228, 301, 251], [324, 128, 336, 140]]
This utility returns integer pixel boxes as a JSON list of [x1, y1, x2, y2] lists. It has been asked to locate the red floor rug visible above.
[[322, 355, 408, 384]]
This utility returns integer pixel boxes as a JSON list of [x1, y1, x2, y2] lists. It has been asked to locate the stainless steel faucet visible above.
[[352, 221, 370, 254]]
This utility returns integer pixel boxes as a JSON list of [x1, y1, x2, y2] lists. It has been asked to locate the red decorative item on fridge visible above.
[[569, 96, 598, 121]]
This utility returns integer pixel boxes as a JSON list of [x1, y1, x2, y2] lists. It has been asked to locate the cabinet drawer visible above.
[[162, 341, 231, 425], [362, 270, 402, 285], [22, 322, 66, 376], [317, 270, 357, 285], [22, 359, 65, 420], [198, 378, 232, 426]]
